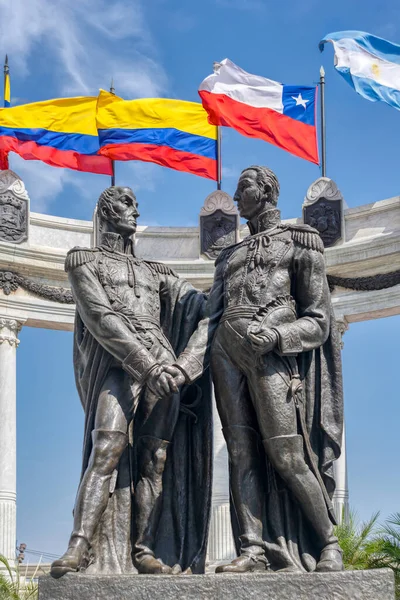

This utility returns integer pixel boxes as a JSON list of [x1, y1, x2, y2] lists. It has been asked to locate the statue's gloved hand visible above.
[[163, 365, 186, 389], [246, 323, 278, 354], [146, 364, 181, 398]]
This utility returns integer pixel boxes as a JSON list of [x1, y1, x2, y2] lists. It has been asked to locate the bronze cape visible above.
[[229, 307, 343, 572], [72, 277, 213, 574]]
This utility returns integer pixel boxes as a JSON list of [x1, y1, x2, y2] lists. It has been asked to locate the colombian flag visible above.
[[4, 71, 10, 108], [0, 96, 112, 175], [1, 58, 11, 169], [97, 91, 218, 180]]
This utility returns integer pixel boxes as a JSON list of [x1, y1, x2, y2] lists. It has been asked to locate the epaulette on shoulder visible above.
[[288, 224, 324, 253], [215, 241, 241, 266], [65, 247, 97, 273], [145, 260, 179, 278]]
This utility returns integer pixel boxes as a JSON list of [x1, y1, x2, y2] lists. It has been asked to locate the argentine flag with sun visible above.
[[320, 30, 400, 111]]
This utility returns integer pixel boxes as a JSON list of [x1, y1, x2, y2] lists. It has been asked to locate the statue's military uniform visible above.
[[67, 232, 180, 383], [63, 231, 204, 571], [175, 208, 327, 382], [175, 208, 338, 570]]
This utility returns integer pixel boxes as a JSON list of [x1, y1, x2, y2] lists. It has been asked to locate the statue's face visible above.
[[104, 187, 139, 235], [233, 170, 263, 221]]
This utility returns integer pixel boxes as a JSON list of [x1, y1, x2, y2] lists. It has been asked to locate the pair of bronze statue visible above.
[[51, 166, 344, 578]]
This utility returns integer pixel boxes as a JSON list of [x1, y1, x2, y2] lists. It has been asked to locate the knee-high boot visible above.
[[51, 429, 128, 578], [133, 435, 172, 574], [263, 434, 343, 572]]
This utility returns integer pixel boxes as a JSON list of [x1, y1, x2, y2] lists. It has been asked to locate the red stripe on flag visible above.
[[0, 136, 113, 175], [99, 142, 218, 180], [199, 90, 319, 164]]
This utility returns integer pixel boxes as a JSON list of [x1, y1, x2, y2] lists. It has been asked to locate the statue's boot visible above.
[[50, 535, 91, 579], [316, 542, 343, 572], [216, 426, 267, 574], [134, 555, 172, 574], [50, 429, 128, 579], [216, 554, 268, 573], [263, 435, 343, 572], [133, 435, 173, 575]]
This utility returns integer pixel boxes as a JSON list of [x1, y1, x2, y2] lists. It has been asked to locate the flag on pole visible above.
[[97, 90, 218, 180], [4, 56, 10, 108], [0, 55, 10, 169], [198, 58, 318, 164], [320, 31, 400, 111], [0, 96, 112, 175]]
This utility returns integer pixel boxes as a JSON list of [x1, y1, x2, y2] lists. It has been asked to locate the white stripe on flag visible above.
[[199, 58, 283, 113], [334, 39, 400, 91]]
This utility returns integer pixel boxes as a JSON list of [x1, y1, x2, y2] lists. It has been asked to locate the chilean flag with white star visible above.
[[199, 59, 319, 164]]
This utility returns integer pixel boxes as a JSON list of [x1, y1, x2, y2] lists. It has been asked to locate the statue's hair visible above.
[[97, 186, 135, 227], [241, 165, 280, 206]]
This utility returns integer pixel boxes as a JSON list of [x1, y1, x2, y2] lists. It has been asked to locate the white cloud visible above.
[[0, 0, 170, 215], [0, 0, 168, 99], [121, 161, 160, 193], [11, 155, 69, 213], [222, 165, 239, 179]]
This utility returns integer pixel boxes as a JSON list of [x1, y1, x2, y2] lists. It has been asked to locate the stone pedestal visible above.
[[0, 317, 24, 567], [39, 569, 395, 600]]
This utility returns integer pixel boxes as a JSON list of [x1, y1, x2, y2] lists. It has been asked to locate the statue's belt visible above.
[[220, 305, 260, 322], [119, 312, 160, 328]]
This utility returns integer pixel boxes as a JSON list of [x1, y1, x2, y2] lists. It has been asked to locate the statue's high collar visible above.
[[99, 231, 135, 255], [247, 208, 281, 235]]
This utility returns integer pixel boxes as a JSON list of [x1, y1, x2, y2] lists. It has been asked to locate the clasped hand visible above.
[[146, 364, 186, 399], [246, 322, 278, 354]]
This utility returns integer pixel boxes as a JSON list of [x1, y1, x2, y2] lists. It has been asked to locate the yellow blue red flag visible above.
[[96, 90, 218, 180], [0, 96, 112, 175], [4, 71, 10, 108], [1, 55, 11, 169]]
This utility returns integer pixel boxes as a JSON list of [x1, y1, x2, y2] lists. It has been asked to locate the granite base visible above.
[[38, 568, 395, 600]]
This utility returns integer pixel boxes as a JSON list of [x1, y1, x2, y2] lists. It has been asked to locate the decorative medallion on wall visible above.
[[0, 170, 29, 244], [200, 190, 239, 259], [303, 177, 343, 248]]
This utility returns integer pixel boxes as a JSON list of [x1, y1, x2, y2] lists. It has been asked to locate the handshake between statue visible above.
[[51, 166, 344, 579], [145, 364, 186, 399]]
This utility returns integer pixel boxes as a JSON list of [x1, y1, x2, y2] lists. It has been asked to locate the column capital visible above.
[[0, 317, 25, 347], [335, 316, 349, 349]]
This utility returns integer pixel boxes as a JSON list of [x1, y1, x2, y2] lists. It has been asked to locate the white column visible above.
[[207, 391, 236, 565], [333, 317, 350, 524], [0, 317, 24, 567]]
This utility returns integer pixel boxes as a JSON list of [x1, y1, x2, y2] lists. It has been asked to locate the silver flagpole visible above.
[[110, 77, 116, 186], [319, 66, 326, 177]]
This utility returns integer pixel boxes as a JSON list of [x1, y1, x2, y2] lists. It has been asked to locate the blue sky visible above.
[[0, 0, 399, 561]]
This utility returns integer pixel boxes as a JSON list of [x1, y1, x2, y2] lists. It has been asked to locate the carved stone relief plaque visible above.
[[0, 170, 29, 244], [303, 177, 343, 248], [200, 190, 239, 259]]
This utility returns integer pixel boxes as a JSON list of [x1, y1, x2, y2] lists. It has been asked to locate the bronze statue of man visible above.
[[171, 166, 344, 574], [51, 186, 212, 578]]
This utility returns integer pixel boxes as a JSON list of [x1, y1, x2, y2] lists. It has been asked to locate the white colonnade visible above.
[[207, 400, 235, 564], [0, 317, 24, 567], [1, 171, 400, 564], [332, 317, 350, 524]]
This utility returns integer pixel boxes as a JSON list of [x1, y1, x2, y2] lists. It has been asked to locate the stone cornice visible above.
[[30, 212, 93, 232], [344, 195, 400, 220]]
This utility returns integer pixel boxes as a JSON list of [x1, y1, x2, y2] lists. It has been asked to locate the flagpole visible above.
[[319, 65, 326, 177], [110, 77, 116, 186], [4, 55, 9, 108], [217, 126, 222, 190], [1, 55, 10, 170]]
